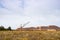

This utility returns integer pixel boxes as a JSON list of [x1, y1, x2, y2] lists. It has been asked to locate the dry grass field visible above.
[[0, 31, 60, 40]]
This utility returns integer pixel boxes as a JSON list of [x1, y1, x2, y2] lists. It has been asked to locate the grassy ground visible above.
[[0, 31, 60, 40]]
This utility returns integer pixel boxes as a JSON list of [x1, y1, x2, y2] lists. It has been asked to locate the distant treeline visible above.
[[0, 26, 12, 31]]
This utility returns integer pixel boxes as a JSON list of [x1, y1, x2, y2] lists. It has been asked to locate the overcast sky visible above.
[[0, 0, 60, 29]]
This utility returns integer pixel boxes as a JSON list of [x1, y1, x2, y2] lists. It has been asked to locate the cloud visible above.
[[0, 0, 23, 15], [0, 0, 24, 29], [0, 0, 60, 29], [24, 0, 60, 26], [0, 14, 32, 29]]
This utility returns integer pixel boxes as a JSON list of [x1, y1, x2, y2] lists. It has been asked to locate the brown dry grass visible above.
[[0, 31, 60, 40]]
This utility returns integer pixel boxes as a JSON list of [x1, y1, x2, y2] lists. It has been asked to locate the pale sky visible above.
[[0, 0, 60, 29]]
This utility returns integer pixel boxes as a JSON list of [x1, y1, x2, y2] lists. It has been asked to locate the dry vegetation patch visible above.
[[0, 31, 60, 40]]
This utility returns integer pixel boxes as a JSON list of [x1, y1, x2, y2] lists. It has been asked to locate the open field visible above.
[[0, 31, 60, 40]]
